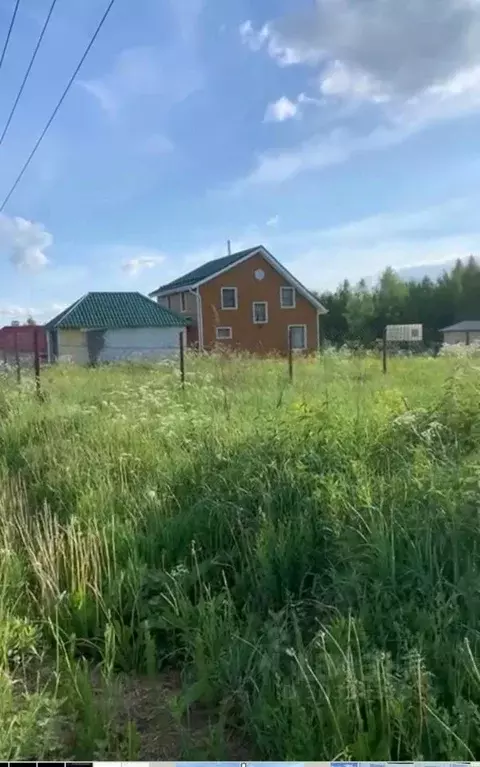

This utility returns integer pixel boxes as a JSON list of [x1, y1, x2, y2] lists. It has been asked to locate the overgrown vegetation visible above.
[[0, 348, 479, 760]]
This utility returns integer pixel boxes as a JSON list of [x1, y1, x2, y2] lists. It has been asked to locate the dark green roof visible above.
[[150, 246, 261, 294], [45, 292, 186, 330], [441, 320, 480, 332]]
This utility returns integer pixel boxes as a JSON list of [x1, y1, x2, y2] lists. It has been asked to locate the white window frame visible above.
[[221, 287, 238, 310], [288, 324, 307, 350], [215, 326, 233, 340], [280, 285, 296, 308], [252, 301, 268, 324], [180, 292, 187, 312]]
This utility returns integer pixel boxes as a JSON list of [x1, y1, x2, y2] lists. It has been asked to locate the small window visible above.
[[289, 325, 307, 350], [180, 292, 187, 312], [216, 326, 232, 340], [253, 301, 268, 324], [221, 287, 238, 309], [167, 295, 171, 310], [280, 286, 295, 308]]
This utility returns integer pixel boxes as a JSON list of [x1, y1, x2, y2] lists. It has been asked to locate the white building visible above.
[[441, 321, 480, 345], [45, 292, 187, 364]]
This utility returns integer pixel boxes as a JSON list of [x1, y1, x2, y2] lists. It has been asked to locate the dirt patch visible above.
[[7, 659, 250, 761], [114, 670, 250, 760]]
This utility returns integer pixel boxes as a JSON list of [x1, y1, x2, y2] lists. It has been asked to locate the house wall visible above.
[[443, 330, 480, 345], [57, 327, 184, 363], [157, 291, 198, 319], [99, 327, 184, 361], [58, 329, 89, 363], [199, 251, 319, 353]]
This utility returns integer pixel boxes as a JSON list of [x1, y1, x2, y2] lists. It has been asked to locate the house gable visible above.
[[199, 249, 320, 353], [150, 245, 327, 314]]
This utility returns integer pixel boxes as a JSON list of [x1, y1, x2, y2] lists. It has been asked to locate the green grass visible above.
[[1, 348, 480, 760]]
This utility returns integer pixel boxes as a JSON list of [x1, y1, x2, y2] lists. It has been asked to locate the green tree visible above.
[[314, 257, 479, 347]]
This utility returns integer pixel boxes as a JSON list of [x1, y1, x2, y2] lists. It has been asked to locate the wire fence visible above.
[[0, 327, 472, 403], [0, 331, 187, 399]]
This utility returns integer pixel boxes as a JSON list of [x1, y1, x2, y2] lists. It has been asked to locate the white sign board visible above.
[[385, 324, 423, 342]]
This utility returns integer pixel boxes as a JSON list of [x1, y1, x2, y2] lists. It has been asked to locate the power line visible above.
[[0, 0, 21, 73], [0, 0, 59, 149], [0, 0, 117, 213]]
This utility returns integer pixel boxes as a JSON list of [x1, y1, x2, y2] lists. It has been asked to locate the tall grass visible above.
[[0, 348, 480, 759]]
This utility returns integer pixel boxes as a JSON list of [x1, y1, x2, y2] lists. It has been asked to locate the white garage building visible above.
[[45, 292, 187, 364], [441, 321, 480, 346]]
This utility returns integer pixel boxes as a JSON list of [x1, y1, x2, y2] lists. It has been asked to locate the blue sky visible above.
[[1, 0, 480, 325]]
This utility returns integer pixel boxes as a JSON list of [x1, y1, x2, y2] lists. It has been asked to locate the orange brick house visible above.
[[149, 245, 327, 354]]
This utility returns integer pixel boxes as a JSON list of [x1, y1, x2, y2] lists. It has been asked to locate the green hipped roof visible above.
[[45, 292, 187, 330], [150, 246, 260, 294]]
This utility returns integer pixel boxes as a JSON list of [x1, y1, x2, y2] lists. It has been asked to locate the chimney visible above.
[[227, 240, 231, 256]]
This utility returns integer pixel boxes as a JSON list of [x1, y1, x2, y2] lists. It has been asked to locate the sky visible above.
[[1, 0, 480, 325]]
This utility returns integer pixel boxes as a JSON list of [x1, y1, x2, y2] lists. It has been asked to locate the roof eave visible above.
[[441, 324, 480, 332], [149, 284, 199, 298]]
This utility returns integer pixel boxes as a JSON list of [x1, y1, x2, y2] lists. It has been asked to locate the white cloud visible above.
[[241, 1, 480, 97], [0, 302, 66, 324], [0, 214, 52, 272], [240, 19, 318, 66], [239, 20, 268, 52], [238, 0, 480, 185], [232, 123, 413, 189], [0, 305, 36, 318], [319, 60, 390, 103], [121, 250, 166, 276], [264, 96, 299, 122], [80, 47, 172, 116], [80, 40, 202, 118], [266, 215, 280, 227]]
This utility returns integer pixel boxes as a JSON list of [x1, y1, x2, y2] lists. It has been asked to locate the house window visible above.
[[253, 301, 268, 324], [280, 286, 295, 308], [221, 287, 238, 309], [289, 325, 307, 350], [180, 292, 187, 312], [216, 326, 232, 340], [167, 296, 171, 310]]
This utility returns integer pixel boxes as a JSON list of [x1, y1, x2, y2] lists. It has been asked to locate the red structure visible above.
[[0, 325, 48, 358]]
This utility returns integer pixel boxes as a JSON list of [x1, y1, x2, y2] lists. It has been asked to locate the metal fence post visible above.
[[33, 327, 42, 400], [179, 330, 185, 388], [382, 327, 387, 374], [14, 328, 21, 384], [288, 326, 293, 383]]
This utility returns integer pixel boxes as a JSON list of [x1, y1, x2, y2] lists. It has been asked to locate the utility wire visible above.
[[0, 0, 117, 213], [0, 0, 59, 149], [0, 0, 21, 73]]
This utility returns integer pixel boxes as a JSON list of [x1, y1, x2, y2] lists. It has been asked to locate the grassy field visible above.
[[0, 347, 480, 761]]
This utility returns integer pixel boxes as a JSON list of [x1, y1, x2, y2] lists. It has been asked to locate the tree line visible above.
[[314, 256, 480, 347]]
